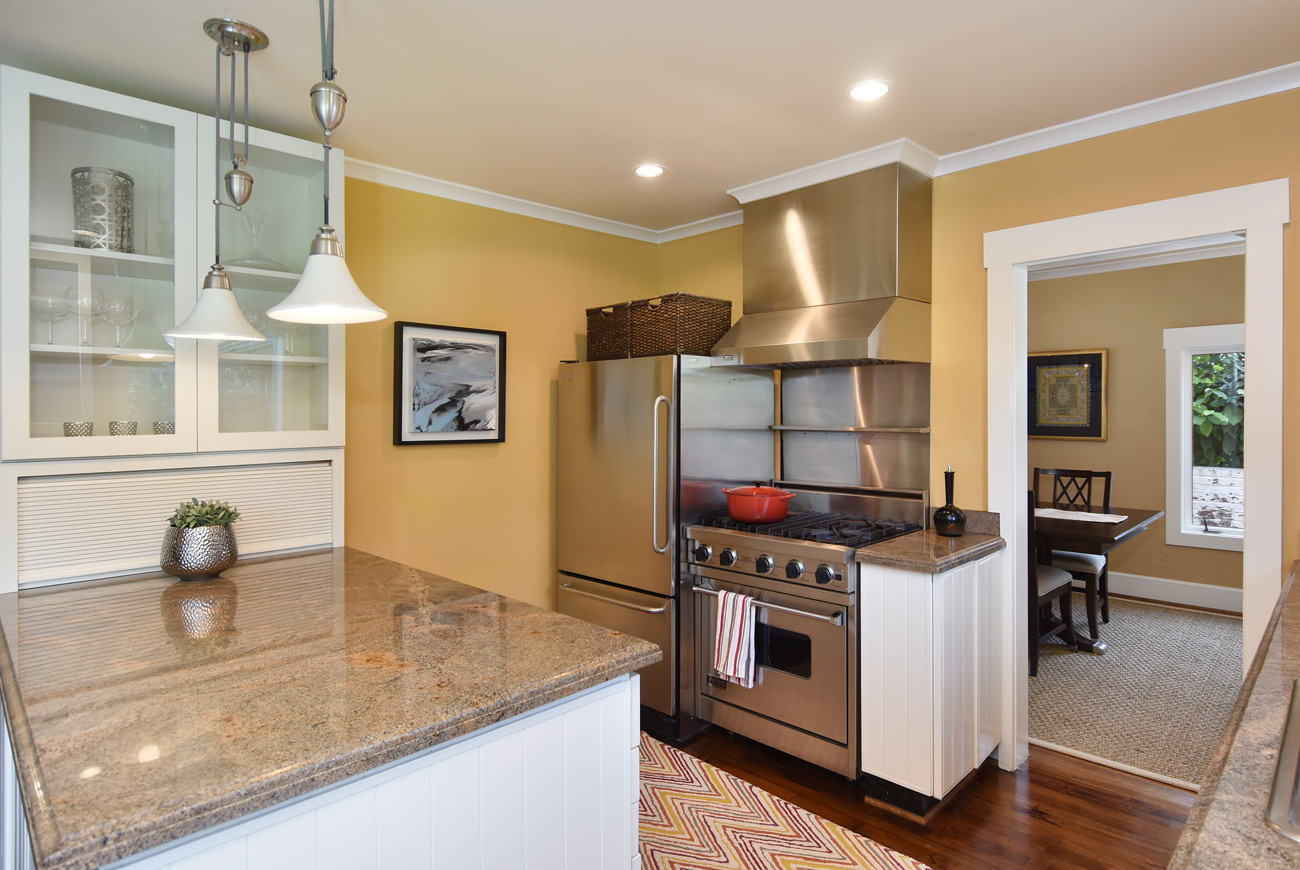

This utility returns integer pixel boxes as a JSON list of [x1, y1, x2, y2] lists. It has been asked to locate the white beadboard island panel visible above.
[[81, 675, 641, 870]]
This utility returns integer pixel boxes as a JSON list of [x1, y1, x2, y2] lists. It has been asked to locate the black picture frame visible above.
[[393, 321, 506, 445], [1027, 349, 1107, 441]]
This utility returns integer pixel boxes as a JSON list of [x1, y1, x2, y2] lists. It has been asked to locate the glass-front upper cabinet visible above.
[[1, 68, 198, 459], [195, 122, 345, 451]]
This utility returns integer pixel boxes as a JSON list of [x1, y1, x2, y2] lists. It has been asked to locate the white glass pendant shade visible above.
[[166, 266, 266, 341], [267, 226, 386, 324]]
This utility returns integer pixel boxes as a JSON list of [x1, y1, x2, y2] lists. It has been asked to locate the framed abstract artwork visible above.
[[393, 321, 506, 444], [1027, 349, 1107, 441]]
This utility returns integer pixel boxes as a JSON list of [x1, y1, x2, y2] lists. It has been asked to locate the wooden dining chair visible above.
[[1033, 468, 1113, 638], [1028, 489, 1076, 676]]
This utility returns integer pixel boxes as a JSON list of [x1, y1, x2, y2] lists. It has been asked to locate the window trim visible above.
[[1163, 323, 1245, 551]]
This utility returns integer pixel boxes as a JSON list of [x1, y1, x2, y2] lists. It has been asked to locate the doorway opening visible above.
[[1024, 255, 1245, 786]]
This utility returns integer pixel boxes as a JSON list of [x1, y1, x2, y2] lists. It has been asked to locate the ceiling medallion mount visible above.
[[203, 18, 270, 54]]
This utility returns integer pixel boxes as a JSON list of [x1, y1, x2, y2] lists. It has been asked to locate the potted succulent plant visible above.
[[160, 498, 242, 579]]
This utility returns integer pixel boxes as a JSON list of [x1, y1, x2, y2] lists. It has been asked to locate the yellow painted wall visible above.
[[658, 224, 743, 306], [343, 181, 660, 608], [1028, 257, 1245, 587], [931, 88, 1300, 573], [344, 87, 1300, 606]]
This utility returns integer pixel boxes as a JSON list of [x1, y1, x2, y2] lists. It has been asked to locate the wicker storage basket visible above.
[[585, 301, 632, 361], [587, 293, 732, 360], [630, 294, 730, 357]]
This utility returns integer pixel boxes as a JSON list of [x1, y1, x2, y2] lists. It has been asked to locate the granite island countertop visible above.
[[0, 547, 660, 870], [1168, 560, 1300, 868]]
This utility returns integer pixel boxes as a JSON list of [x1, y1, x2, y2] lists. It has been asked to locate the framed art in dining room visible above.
[[1027, 349, 1107, 441], [393, 321, 506, 445]]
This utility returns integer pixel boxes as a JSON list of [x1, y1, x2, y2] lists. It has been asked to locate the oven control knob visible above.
[[755, 555, 774, 574], [815, 565, 837, 585], [719, 548, 738, 567], [785, 559, 804, 580], [692, 544, 712, 563]]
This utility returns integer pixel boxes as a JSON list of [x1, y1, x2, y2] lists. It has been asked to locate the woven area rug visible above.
[[1029, 594, 1242, 786], [639, 735, 932, 870]]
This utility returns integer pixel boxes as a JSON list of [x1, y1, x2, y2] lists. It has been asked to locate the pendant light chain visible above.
[[320, 0, 336, 81], [319, 0, 337, 228], [214, 38, 223, 265], [242, 44, 251, 169]]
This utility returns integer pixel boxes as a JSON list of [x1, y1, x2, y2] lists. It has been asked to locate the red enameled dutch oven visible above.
[[722, 485, 796, 523]]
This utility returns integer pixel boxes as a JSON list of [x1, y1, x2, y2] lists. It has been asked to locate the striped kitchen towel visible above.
[[713, 589, 755, 688]]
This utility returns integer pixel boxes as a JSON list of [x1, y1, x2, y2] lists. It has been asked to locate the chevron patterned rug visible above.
[[639, 735, 932, 870]]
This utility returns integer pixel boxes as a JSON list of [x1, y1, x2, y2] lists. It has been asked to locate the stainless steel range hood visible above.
[[712, 163, 932, 367]]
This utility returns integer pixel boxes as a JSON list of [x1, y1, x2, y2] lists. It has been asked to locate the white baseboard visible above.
[[1109, 571, 1243, 614]]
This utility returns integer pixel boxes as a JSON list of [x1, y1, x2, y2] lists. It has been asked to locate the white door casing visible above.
[[984, 179, 1288, 768]]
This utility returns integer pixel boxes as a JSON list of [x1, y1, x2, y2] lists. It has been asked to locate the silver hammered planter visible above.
[[160, 525, 238, 579]]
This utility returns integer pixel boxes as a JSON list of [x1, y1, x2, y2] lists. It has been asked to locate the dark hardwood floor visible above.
[[674, 729, 1195, 870]]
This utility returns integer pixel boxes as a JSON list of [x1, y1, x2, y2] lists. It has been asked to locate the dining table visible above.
[[1034, 504, 1165, 654]]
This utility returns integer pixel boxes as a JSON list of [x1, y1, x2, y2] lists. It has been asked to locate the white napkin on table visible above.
[[713, 589, 755, 688], [1034, 508, 1128, 523]]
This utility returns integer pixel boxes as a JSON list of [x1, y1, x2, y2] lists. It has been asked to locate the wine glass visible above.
[[101, 292, 137, 347], [30, 288, 71, 344], [65, 286, 104, 346]]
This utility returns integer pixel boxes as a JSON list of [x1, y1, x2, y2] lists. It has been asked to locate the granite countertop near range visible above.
[[1168, 560, 1300, 868], [0, 547, 660, 870], [856, 511, 1005, 573]]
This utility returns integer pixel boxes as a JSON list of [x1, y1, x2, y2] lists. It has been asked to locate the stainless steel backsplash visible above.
[[779, 363, 930, 494]]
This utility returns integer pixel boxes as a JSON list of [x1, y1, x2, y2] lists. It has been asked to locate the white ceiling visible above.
[[3, 0, 1299, 232]]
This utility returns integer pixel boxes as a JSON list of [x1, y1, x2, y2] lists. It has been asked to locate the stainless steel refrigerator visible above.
[[556, 355, 774, 738]]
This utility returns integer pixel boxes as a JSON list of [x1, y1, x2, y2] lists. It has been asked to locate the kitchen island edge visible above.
[[0, 547, 659, 870]]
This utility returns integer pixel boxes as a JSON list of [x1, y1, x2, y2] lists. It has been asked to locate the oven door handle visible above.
[[692, 584, 843, 626], [560, 582, 669, 614]]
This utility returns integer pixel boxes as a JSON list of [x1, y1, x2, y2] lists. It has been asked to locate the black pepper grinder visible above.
[[933, 463, 966, 537]]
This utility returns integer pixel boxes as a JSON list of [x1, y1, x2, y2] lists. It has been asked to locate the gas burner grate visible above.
[[700, 511, 920, 548]]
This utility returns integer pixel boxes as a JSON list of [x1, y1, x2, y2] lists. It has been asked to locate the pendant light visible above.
[[267, 0, 387, 325], [167, 19, 267, 342]]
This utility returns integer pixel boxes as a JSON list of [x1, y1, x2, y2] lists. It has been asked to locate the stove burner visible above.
[[701, 511, 920, 548]]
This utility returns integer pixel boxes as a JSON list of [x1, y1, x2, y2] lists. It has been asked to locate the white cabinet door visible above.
[[859, 562, 935, 794], [1, 67, 346, 461], [1, 67, 199, 460], [194, 122, 345, 451]]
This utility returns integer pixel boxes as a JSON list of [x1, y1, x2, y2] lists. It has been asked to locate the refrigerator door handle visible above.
[[560, 582, 670, 614], [652, 394, 672, 554]]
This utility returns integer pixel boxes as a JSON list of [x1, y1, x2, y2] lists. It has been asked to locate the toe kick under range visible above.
[[687, 503, 921, 780]]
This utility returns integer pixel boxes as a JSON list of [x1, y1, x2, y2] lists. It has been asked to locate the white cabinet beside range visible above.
[[858, 550, 1002, 798]]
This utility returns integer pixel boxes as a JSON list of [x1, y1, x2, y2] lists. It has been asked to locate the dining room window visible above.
[[1163, 324, 1245, 551]]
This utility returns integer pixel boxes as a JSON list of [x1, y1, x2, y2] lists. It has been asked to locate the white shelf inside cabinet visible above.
[[217, 353, 328, 366], [29, 345, 175, 359], [30, 240, 176, 277], [223, 263, 302, 283]]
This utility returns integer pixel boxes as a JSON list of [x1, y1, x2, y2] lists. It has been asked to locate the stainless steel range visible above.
[[686, 490, 921, 779]]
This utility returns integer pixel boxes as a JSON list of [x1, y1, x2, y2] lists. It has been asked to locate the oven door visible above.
[[693, 573, 849, 744]]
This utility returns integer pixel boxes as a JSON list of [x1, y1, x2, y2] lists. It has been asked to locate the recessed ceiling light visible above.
[[848, 80, 890, 102], [634, 164, 666, 178]]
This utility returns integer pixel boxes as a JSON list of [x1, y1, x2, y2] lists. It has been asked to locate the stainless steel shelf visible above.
[[772, 425, 931, 434]]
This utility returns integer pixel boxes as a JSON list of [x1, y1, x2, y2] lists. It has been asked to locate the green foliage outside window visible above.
[[1192, 352, 1244, 468]]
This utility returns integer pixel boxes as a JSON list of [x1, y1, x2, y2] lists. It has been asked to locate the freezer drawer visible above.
[[558, 574, 676, 716]]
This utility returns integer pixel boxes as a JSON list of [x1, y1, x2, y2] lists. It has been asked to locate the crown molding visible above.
[[344, 159, 666, 243], [652, 210, 744, 242], [726, 139, 941, 204], [935, 60, 1300, 176]]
